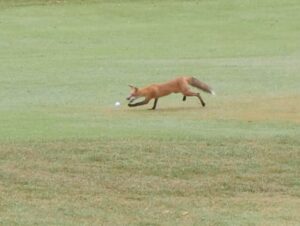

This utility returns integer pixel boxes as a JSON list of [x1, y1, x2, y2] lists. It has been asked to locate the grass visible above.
[[0, 0, 299, 225]]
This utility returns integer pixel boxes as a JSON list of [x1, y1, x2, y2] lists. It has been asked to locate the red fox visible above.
[[126, 76, 215, 110]]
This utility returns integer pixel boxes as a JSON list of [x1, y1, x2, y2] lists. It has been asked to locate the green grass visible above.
[[0, 0, 299, 225]]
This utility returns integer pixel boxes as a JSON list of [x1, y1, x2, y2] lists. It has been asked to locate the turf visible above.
[[0, 0, 299, 225]]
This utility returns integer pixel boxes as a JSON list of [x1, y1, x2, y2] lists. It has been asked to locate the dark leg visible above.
[[151, 98, 158, 110], [128, 99, 150, 107], [182, 96, 186, 101], [197, 93, 206, 107], [182, 90, 206, 107]]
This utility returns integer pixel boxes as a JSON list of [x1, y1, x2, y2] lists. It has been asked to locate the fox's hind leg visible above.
[[182, 96, 186, 101], [197, 93, 206, 107], [182, 90, 205, 107]]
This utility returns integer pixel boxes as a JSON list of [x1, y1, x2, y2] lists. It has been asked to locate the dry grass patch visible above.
[[0, 138, 299, 225]]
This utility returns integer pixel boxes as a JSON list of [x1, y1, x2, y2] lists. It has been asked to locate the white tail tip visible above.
[[211, 90, 216, 95]]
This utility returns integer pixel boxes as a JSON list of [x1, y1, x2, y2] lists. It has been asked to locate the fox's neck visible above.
[[137, 87, 148, 96]]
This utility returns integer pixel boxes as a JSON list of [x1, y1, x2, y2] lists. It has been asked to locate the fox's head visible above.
[[126, 85, 140, 102]]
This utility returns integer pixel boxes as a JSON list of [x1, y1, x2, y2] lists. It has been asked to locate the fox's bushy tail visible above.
[[189, 77, 215, 95]]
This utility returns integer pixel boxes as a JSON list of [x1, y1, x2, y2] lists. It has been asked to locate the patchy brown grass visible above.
[[0, 139, 299, 225], [113, 94, 300, 124], [214, 94, 300, 123]]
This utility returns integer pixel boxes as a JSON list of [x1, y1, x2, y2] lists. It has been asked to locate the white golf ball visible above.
[[115, 101, 121, 107]]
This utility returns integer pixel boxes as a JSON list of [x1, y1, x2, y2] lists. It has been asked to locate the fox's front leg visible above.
[[128, 98, 150, 107], [151, 98, 158, 110]]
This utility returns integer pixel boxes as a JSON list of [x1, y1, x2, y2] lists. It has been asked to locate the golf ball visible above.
[[115, 101, 121, 107]]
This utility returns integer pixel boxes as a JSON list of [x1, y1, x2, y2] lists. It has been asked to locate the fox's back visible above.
[[145, 77, 190, 97]]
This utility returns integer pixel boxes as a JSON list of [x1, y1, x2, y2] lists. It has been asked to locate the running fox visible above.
[[126, 76, 215, 110]]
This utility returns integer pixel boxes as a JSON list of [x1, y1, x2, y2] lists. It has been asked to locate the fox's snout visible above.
[[126, 95, 135, 101], [126, 95, 138, 103]]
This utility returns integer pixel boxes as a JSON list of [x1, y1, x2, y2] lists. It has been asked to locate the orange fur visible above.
[[127, 76, 214, 110]]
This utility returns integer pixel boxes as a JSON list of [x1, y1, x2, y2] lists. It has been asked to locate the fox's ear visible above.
[[128, 85, 138, 90]]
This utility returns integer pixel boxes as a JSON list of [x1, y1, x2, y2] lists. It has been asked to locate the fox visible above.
[[126, 76, 215, 110]]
